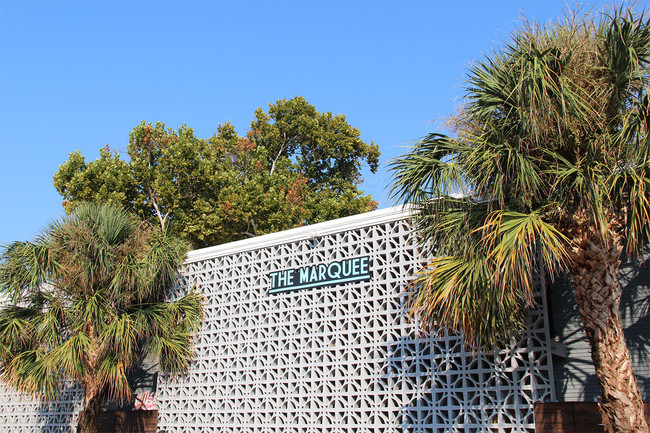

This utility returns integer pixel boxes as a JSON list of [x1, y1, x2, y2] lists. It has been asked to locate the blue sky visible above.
[[0, 0, 624, 245]]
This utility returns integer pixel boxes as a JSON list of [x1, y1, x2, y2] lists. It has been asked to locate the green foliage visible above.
[[250, 96, 380, 186], [54, 97, 380, 248], [53, 146, 136, 211], [0, 204, 203, 417], [390, 8, 650, 348]]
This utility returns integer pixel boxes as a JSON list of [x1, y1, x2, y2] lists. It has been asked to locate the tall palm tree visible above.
[[0, 203, 203, 433], [391, 8, 649, 432]]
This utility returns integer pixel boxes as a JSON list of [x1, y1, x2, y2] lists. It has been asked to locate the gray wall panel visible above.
[[549, 253, 650, 402]]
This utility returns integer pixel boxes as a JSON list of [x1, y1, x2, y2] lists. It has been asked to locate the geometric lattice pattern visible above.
[[0, 206, 554, 432], [157, 207, 554, 433], [0, 382, 82, 432]]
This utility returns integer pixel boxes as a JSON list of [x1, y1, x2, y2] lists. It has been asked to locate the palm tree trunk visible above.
[[77, 385, 102, 433], [570, 231, 648, 433]]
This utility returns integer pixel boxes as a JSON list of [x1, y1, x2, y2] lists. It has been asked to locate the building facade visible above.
[[2, 206, 630, 432], [155, 206, 555, 432]]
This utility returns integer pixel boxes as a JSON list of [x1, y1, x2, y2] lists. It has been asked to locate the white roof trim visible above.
[[185, 205, 411, 263]]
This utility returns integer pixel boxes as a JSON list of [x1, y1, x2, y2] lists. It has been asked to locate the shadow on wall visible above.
[[380, 333, 538, 432], [36, 382, 81, 433], [548, 251, 650, 402]]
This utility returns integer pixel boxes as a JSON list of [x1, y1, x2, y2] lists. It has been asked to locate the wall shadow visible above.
[[36, 382, 82, 433], [379, 332, 536, 433]]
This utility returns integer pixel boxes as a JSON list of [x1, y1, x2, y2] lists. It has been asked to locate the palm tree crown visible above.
[[0, 203, 203, 433], [391, 8, 649, 432]]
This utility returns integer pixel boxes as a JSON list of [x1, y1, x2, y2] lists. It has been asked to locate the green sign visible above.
[[269, 256, 371, 294]]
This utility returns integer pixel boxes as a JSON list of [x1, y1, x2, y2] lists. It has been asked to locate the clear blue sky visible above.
[[0, 0, 623, 245]]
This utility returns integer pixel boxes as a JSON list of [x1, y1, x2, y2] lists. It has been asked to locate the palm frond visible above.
[[389, 134, 470, 204], [0, 241, 55, 303], [607, 164, 650, 256], [99, 314, 137, 365], [49, 333, 91, 379], [412, 200, 490, 258], [96, 355, 131, 402], [463, 133, 546, 210], [545, 150, 610, 235], [33, 293, 67, 347], [599, 8, 650, 105], [145, 333, 195, 377], [130, 302, 171, 340], [134, 289, 203, 376], [144, 233, 189, 300], [72, 290, 109, 336], [478, 210, 569, 289], [3, 349, 61, 400], [408, 254, 529, 349], [0, 306, 38, 352], [172, 289, 204, 334]]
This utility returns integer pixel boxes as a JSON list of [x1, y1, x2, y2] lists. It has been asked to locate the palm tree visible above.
[[391, 8, 649, 433], [0, 203, 203, 433]]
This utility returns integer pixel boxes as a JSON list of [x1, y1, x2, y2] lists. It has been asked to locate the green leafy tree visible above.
[[53, 146, 137, 211], [0, 203, 203, 433], [391, 9, 649, 432], [250, 96, 380, 186], [54, 97, 380, 248]]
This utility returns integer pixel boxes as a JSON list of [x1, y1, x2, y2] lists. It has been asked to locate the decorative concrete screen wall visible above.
[[157, 206, 555, 433], [0, 382, 82, 432], [0, 206, 555, 432]]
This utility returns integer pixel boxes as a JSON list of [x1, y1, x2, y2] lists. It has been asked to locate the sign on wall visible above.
[[269, 256, 371, 294]]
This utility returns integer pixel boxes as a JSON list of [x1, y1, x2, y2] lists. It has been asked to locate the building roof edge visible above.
[[185, 205, 411, 263]]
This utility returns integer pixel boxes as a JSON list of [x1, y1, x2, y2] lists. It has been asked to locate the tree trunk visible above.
[[77, 387, 102, 433], [569, 231, 648, 433]]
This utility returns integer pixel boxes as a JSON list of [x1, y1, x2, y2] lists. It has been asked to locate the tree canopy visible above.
[[0, 203, 203, 433], [54, 97, 380, 248], [391, 7, 649, 432]]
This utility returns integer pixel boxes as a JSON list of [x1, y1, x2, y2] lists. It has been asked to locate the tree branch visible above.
[[148, 186, 168, 233], [269, 132, 287, 176]]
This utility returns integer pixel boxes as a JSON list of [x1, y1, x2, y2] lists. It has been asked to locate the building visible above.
[[0, 206, 647, 432]]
